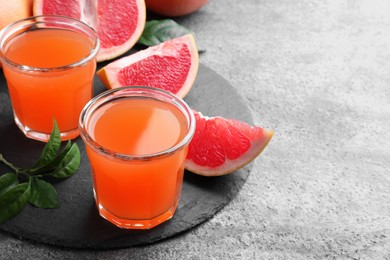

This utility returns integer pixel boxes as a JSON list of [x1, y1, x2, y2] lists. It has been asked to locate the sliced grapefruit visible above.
[[33, 0, 146, 62], [185, 110, 273, 177], [97, 34, 199, 98]]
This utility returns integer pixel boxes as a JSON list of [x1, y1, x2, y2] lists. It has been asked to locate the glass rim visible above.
[[78, 86, 196, 161], [0, 15, 100, 72]]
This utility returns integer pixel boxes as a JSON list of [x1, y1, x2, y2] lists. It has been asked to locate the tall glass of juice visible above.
[[0, 15, 100, 142], [79, 86, 196, 229]]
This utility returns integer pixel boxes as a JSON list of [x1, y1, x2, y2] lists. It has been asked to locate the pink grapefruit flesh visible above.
[[97, 34, 199, 98], [33, 0, 146, 62], [185, 110, 273, 176]]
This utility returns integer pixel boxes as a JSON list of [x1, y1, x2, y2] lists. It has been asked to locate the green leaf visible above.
[[34, 120, 61, 168], [0, 173, 19, 197], [138, 19, 193, 46], [0, 182, 30, 224], [0, 120, 81, 222], [28, 141, 72, 175], [50, 143, 80, 179], [29, 178, 59, 209]]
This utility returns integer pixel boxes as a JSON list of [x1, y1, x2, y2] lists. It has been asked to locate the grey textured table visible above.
[[1, 0, 390, 259]]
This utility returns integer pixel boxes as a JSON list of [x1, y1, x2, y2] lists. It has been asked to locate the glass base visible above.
[[97, 201, 179, 230], [14, 115, 80, 142]]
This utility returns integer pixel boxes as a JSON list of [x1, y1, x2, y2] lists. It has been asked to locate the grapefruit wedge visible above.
[[97, 34, 199, 98], [185, 111, 273, 177], [33, 0, 146, 62]]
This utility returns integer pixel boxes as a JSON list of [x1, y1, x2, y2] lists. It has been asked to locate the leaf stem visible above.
[[0, 153, 21, 173]]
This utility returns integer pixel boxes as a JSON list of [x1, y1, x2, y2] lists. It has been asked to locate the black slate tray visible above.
[[0, 63, 254, 249]]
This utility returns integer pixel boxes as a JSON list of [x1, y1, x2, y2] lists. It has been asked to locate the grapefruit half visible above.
[[97, 34, 199, 98], [185, 111, 273, 177], [33, 0, 146, 62]]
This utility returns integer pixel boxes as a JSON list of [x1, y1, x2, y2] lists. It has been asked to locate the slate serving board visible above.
[[0, 63, 254, 249]]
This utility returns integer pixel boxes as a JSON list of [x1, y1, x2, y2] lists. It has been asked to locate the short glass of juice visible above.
[[78, 86, 196, 229], [0, 15, 100, 142]]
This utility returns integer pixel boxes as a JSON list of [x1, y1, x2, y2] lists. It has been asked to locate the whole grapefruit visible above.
[[145, 0, 208, 17], [97, 34, 199, 99]]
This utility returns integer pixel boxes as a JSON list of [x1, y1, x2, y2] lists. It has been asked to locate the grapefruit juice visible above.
[[79, 87, 195, 229], [0, 16, 99, 141]]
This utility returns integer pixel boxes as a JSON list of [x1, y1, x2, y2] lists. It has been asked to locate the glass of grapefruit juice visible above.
[[79, 86, 195, 229], [0, 15, 100, 142]]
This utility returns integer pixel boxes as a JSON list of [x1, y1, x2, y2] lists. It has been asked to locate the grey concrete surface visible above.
[[1, 0, 390, 259]]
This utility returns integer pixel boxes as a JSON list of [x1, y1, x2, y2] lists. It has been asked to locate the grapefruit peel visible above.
[[185, 111, 273, 177], [0, 0, 32, 30], [97, 34, 199, 99]]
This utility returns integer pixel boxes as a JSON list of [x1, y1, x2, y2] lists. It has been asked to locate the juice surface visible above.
[[3, 28, 96, 136], [5, 29, 92, 68], [88, 98, 187, 155], [86, 98, 189, 224]]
